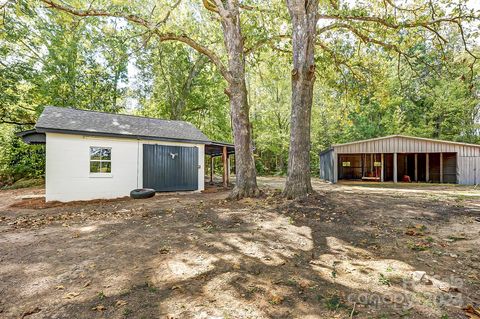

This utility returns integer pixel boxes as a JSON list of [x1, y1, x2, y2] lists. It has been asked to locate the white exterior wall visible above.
[[45, 133, 205, 202]]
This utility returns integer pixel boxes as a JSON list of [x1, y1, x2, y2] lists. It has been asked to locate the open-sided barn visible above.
[[319, 135, 480, 185]]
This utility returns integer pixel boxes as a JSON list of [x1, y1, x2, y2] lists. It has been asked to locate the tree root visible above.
[[282, 184, 314, 200], [227, 185, 263, 200]]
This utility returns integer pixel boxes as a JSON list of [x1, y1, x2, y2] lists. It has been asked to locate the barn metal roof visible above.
[[332, 135, 480, 149], [35, 106, 211, 144]]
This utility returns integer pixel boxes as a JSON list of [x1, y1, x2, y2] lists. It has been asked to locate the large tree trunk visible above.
[[283, 0, 318, 199], [217, 1, 260, 199]]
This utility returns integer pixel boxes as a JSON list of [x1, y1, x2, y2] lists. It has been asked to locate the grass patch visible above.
[[324, 295, 347, 311], [123, 308, 133, 317], [378, 274, 391, 286], [407, 240, 431, 251]]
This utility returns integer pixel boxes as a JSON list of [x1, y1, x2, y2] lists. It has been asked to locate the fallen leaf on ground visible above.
[[159, 246, 170, 254], [464, 305, 480, 319], [269, 294, 284, 305], [92, 305, 106, 311], [21, 307, 41, 318], [54, 285, 64, 290], [63, 292, 80, 299], [115, 300, 128, 307]]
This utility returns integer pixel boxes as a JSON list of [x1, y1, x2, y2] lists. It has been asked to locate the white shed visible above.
[[19, 107, 234, 202]]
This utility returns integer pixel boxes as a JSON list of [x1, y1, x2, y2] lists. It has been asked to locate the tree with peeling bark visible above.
[[207, 0, 261, 199], [38, 0, 261, 199], [283, 0, 318, 199], [283, 0, 479, 199]]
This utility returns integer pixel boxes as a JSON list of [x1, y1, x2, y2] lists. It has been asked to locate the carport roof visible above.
[[205, 142, 235, 157]]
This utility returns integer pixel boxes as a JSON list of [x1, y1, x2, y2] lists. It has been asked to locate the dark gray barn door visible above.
[[143, 144, 198, 191]]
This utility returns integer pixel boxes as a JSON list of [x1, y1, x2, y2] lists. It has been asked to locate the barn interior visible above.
[[338, 153, 457, 183]]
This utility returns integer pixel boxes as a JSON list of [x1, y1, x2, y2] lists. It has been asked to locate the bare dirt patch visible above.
[[0, 178, 479, 318]]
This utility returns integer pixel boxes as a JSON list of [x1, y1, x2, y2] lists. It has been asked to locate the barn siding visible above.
[[334, 136, 479, 156], [458, 156, 480, 185]]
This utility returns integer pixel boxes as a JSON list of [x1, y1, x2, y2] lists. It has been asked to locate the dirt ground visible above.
[[1, 177, 479, 319]]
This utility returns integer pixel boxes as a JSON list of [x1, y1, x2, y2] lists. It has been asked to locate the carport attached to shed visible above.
[[205, 142, 235, 187], [319, 135, 480, 185]]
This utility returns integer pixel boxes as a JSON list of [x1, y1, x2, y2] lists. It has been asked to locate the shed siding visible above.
[[319, 150, 335, 182], [46, 133, 204, 202]]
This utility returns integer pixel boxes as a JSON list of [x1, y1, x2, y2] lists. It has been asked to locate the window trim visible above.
[[89, 146, 112, 177]]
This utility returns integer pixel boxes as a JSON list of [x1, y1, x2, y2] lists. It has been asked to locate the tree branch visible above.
[[320, 23, 402, 53], [316, 40, 366, 82], [244, 34, 290, 54], [156, 0, 181, 26], [456, 21, 478, 83], [317, 13, 478, 29], [384, 0, 428, 13], [0, 118, 36, 126]]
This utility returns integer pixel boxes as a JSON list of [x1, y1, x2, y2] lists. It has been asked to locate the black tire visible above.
[[130, 188, 156, 199]]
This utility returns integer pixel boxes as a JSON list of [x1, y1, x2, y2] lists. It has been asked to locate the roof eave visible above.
[[319, 148, 334, 156], [331, 134, 480, 149], [36, 127, 212, 144]]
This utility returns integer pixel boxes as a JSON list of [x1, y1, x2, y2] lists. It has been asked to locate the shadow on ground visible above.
[[0, 179, 479, 318]]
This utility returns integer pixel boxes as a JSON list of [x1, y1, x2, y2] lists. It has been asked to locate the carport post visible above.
[[227, 155, 231, 182], [393, 153, 398, 183], [426, 153, 429, 182], [210, 156, 214, 185], [222, 146, 228, 188]]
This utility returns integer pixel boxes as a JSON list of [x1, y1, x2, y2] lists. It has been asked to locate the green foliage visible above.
[[378, 274, 391, 286], [0, 126, 45, 183]]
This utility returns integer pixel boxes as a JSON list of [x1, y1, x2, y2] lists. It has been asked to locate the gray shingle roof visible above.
[[35, 106, 211, 143]]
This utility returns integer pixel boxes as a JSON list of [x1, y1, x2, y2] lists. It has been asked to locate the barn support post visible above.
[[222, 146, 228, 188], [380, 153, 384, 182], [210, 156, 214, 185], [370, 153, 375, 174], [426, 153, 430, 182], [393, 153, 398, 183], [361, 154, 364, 178], [414, 153, 418, 182], [440, 152, 443, 183]]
